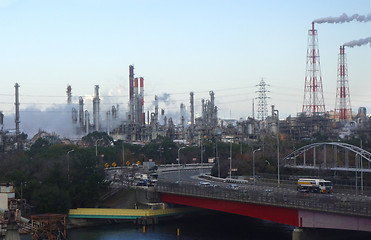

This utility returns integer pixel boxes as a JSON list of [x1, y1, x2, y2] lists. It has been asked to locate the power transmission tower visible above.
[[256, 79, 270, 121]]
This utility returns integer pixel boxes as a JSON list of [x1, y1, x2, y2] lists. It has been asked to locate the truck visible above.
[[297, 178, 333, 193]]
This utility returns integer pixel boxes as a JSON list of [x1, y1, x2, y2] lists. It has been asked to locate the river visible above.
[[21, 211, 294, 240], [20, 211, 371, 240]]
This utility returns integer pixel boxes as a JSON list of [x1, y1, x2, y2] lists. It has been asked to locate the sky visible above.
[[0, 0, 370, 138]]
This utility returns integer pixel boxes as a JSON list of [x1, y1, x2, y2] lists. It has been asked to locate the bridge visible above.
[[283, 142, 371, 173], [91, 143, 371, 239]]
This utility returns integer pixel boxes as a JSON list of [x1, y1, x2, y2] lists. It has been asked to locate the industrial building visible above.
[[0, 21, 369, 151]]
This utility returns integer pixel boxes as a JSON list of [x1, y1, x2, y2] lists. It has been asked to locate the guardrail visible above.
[[155, 181, 371, 218]]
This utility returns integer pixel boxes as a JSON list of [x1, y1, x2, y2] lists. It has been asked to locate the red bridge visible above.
[[158, 182, 371, 235]]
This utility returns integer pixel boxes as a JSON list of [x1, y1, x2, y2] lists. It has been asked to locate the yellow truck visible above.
[[297, 178, 333, 193]]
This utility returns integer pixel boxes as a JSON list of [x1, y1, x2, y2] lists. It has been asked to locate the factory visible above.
[[0, 19, 370, 151]]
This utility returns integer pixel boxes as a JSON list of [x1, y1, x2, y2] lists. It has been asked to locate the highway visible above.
[[155, 168, 371, 218], [105, 165, 371, 217]]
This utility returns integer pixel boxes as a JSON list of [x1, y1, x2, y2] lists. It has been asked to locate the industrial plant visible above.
[[0, 20, 370, 152]]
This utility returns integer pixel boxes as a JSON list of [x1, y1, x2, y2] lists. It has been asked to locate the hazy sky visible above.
[[0, 0, 370, 137]]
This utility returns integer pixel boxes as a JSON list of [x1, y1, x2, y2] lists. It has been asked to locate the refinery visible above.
[[0, 19, 370, 151]]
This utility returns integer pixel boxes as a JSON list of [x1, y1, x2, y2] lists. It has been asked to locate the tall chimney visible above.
[[93, 85, 100, 131], [190, 92, 194, 131], [335, 45, 352, 121], [106, 111, 110, 135], [129, 65, 134, 121], [134, 78, 138, 123], [140, 77, 144, 125], [67, 85, 72, 104], [0, 111, 3, 130], [155, 95, 159, 125], [85, 110, 89, 133], [79, 96, 84, 130], [14, 83, 20, 147]]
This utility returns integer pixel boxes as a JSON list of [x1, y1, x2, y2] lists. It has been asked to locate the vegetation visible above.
[[1, 130, 371, 214]]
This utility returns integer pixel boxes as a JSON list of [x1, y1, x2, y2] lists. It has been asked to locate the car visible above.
[[136, 181, 147, 186], [297, 189, 309, 193], [228, 184, 239, 190], [198, 181, 211, 186]]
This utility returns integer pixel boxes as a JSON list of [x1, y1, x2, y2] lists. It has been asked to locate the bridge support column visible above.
[[292, 228, 320, 240], [292, 228, 304, 240]]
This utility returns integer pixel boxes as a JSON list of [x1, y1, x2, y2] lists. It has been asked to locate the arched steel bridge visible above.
[[282, 142, 371, 172]]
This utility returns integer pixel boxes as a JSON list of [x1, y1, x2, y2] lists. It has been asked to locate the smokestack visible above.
[[302, 22, 326, 116], [79, 96, 84, 129], [335, 45, 352, 121], [85, 110, 89, 133], [180, 103, 185, 124], [93, 85, 100, 131], [129, 65, 134, 122], [147, 110, 150, 125], [0, 111, 3, 130], [190, 92, 194, 131], [155, 95, 159, 124], [140, 77, 144, 125], [112, 105, 117, 119], [106, 111, 110, 135], [72, 108, 78, 123], [14, 83, 20, 146], [134, 78, 138, 123], [116, 104, 119, 119], [67, 85, 72, 104]]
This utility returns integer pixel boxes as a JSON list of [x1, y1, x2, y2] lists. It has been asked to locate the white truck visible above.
[[297, 178, 333, 193]]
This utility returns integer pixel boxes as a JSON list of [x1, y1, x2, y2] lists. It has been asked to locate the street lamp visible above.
[[253, 148, 261, 185], [229, 140, 232, 179], [216, 139, 220, 178], [95, 138, 104, 157], [274, 109, 280, 185], [178, 147, 185, 183], [67, 149, 75, 181]]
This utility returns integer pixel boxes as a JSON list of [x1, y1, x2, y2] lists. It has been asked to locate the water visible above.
[[21, 211, 294, 240]]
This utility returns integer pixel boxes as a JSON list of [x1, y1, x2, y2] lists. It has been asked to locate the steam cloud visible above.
[[344, 36, 371, 48], [156, 93, 174, 105], [314, 13, 371, 24], [3, 104, 80, 139]]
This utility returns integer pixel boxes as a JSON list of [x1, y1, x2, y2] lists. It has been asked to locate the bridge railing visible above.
[[156, 181, 371, 217]]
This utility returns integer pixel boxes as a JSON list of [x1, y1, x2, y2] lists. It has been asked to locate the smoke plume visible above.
[[156, 93, 174, 105], [344, 36, 371, 48], [3, 104, 80, 139], [314, 13, 371, 24]]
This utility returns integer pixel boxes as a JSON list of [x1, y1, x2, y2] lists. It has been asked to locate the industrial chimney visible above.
[[302, 22, 326, 116], [14, 83, 20, 147], [93, 85, 100, 131], [334, 46, 352, 121], [67, 85, 72, 104]]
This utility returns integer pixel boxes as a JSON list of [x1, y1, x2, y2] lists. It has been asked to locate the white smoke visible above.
[[3, 104, 81, 139], [344, 36, 371, 48], [314, 13, 371, 24], [156, 93, 175, 105]]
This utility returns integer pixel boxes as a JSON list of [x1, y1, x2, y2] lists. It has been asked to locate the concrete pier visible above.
[[292, 227, 371, 240], [4, 223, 20, 240]]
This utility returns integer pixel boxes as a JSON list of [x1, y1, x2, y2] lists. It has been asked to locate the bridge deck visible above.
[[68, 207, 194, 219]]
